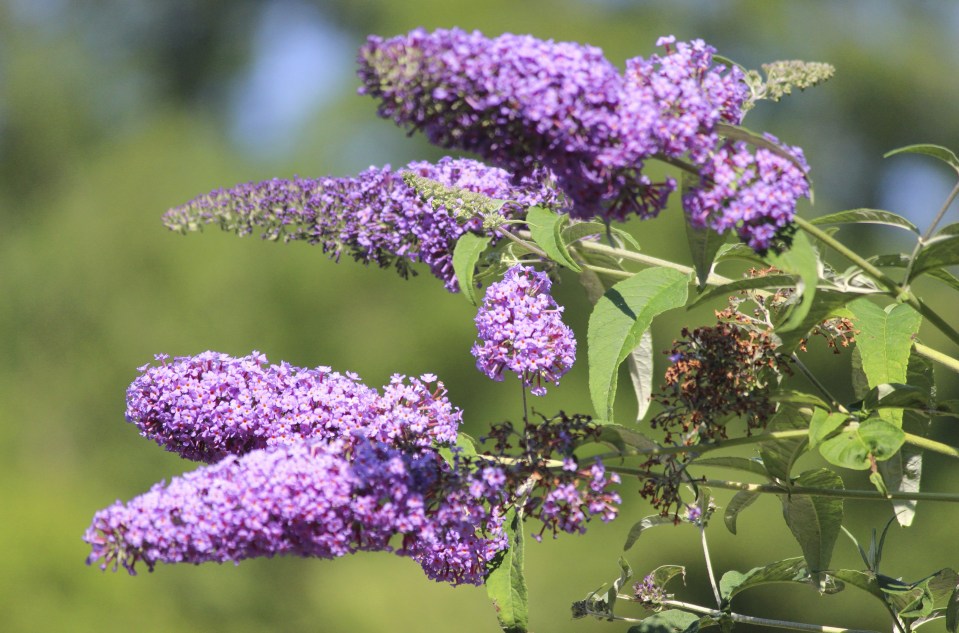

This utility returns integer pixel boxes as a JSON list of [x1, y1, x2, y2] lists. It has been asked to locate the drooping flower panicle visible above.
[[683, 138, 810, 253], [126, 351, 462, 463], [84, 440, 507, 585], [163, 157, 561, 292], [472, 265, 576, 396]]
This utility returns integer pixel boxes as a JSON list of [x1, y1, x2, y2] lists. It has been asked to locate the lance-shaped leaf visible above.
[[623, 515, 681, 551], [719, 557, 810, 603], [603, 557, 633, 617], [683, 173, 728, 291], [808, 409, 849, 448], [884, 143, 959, 172], [759, 406, 810, 482], [910, 234, 959, 281], [563, 220, 643, 254], [597, 424, 660, 455], [767, 230, 820, 332], [453, 233, 492, 306], [485, 508, 528, 633], [588, 267, 689, 422], [781, 468, 844, 582], [525, 206, 580, 271], [627, 610, 699, 633], [810, 208, 919, 233], [627, 330, 655, 423], [724, 490, 762, 535], [688, 274, 795, 309]]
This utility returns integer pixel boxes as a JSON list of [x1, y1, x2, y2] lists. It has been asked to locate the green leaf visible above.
[[627, 610, 699, 633], [848, 300, 922, 390], [938, 222, 959, 237], [768, 389, 830, 410], [724, 490, 761, 535], [864, 383, 928, 410], [588, 267, 689, 422], [946, 586, 959, 632], [683, 181, 728, 291], [714, 242, 768, 267], [453, 233, 492, 306], [766, 230, 820, 332], [485, 508, 528, 633], [596, 424, 660, 455], [808, 409, 848, 449], [623, 515, 680, 551], [759, 406, 810, 482], [650, 564, 686, 590], [719, 557, 808, 602], [526, 206, 580, 271], [688, 274, 795, 309], [884, 143, 959, 172], [810, 208, 919, 233], [627, 330, 655, 423], [926, 267, 959, 293], [604, 557, 633, 617], [694, 456, 769, 478], [911, 234, 959, 280], [781, 468, 844, 580], [563, 221, 643, 254], [818, 418, 906, 469]]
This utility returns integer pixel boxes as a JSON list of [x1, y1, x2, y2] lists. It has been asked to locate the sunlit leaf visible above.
[[485, 508, 528, 633], [911, 234, 959, 280], [808, 409, 848, 448], [627, 330, 655, 423], [453, 233, 492, 305], [776, 290, 863, 353], [810, 208, 919, 233], [588, 268, 689, 422], [884, 143, 959, 172], [848, 300, 922, 396], [526, 206, 580, 271]]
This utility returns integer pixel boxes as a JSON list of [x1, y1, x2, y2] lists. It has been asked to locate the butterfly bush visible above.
[[126, 351, 462, 463], [163, 157, 562, 292], [84, 440, 507, 585], [472, 265, 576, 396]]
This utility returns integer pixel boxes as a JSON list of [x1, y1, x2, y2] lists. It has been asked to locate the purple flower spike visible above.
[[163, 157, 560, 292], [126, 351, 462, 463], [84, 441, 506, 585], [683, 138, 810, 253], [472, 265, 576, 396], [358, 28, 627, 219]]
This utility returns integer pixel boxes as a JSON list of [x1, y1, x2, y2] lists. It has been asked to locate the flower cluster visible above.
[[126, 352, 462, 463], [632, 574, 669, 607], [358, 28, 623, 219], [652, 321, 790, 445], [480, 412, 621, 539], [163, 157, 561, 292], [359, 28, 808, 241], [472, 265, 576, 396], [84, 440, 506, 585], [634, 321, 790, 517], [683, 139, 810, 253]]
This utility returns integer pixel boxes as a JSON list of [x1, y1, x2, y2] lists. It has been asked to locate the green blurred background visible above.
[[3, 1, 959, 631]]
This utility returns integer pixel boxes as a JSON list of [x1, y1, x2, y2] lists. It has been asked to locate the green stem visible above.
[[699, 525, 723, 608], [794, 216, 959, 348], [904, 431, 959, 458], [589, 429, 811, 461], [914, 342, 959, 374], [656, 600, 880, 633], [665, 477, 959, 503], [790, 353, 848, 413], [920, 179, 959, 244], [515, 229, 735, 286], [581, 263, 632, 279]]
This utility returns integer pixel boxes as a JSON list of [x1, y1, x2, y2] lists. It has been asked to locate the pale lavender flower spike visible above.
[[163, 157, 561, 292], [84, 440, 507, 585], [125, 351, 463, 463], [472, 265, 576, 396]]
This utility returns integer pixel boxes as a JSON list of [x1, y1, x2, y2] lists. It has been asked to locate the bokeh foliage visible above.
[[2, 1, 959, 631]]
